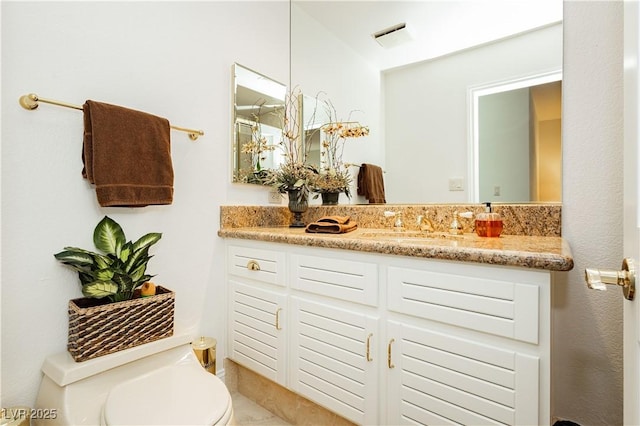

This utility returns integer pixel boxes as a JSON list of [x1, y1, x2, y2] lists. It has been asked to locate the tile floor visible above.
[[231, 392, 291, 425]]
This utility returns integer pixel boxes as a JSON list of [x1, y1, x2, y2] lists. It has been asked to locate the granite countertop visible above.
[[218, 226, 574, 272]]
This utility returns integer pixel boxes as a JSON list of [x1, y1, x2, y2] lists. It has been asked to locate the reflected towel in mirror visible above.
[[357, 163, 386, 204]]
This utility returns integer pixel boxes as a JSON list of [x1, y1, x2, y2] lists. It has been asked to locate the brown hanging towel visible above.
[[82, 100, 174, 207]]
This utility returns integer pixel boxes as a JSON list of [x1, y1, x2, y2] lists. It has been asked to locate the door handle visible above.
[[366, 333, 373, 362], [585, 257, 635, 301], [275, 307, 283, 330]]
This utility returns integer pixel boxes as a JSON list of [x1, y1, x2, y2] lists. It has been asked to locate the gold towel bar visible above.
[[19, 93, 204, 141]]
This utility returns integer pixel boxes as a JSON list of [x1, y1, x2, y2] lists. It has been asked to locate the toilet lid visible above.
[[103, 364, 230, 425]]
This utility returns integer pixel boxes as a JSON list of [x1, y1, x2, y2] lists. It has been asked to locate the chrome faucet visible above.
[[416, 214, 435, 233]]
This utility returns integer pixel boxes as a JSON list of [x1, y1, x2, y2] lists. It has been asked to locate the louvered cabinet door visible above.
[[289, 297, 379, 426], [229, 280, 287, 385], [386, 321, 539, 426]]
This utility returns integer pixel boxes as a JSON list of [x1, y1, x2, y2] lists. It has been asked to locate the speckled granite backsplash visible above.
[[220, 204, 562, 237]]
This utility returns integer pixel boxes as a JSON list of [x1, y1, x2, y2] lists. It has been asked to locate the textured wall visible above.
[[555, 1, 624, 424]]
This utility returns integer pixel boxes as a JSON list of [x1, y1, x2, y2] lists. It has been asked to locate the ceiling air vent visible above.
[[373, 23, 412, 48]]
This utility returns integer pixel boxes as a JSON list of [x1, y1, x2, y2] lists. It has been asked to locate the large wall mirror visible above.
[[291, 1, 563, 204], [232, 63, 287, 184]]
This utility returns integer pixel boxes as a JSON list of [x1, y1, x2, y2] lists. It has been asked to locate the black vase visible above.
[[321, 192, 340, 205], [287, 188, 308, 228]]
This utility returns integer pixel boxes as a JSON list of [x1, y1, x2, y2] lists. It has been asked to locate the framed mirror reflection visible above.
[[232, 63, 287, 184], [291, 1, 563, 204]]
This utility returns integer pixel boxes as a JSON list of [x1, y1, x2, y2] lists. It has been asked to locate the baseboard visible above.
[[224, 358, 355, 426]]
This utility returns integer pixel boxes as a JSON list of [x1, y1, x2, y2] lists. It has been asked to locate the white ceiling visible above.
[[293, 0, 563, 71]]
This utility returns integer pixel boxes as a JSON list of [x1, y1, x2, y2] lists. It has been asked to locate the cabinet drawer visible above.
[[388, 265, 540, 344], [291, 253, 378, 306], [228, 245, 286, 287]]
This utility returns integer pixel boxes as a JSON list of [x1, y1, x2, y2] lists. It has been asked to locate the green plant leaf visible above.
[[123, 246, 149, 274], [78, 271, 94, 286], [128, 262, 148, 284], [93, 216, 126, 255], [119, 242, 132, 263], [131, 233, 162, 254], [112, 273, 134, 294], [54, 250, 95, 268], [94, 254, 113, 270], [94, 268, 114, 282], [82, 281, 118, 298]]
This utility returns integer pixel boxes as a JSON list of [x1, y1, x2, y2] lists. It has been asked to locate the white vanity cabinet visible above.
[[384, 259, 549, 425], [224, 239, 552, 425], [227, 245, 288, 385], [288, 252, 380, 425]]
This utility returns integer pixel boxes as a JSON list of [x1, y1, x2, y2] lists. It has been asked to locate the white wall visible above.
[[1, 1, 289, 407], [556, 1, 624, 424], [384, 23, 562, 204]]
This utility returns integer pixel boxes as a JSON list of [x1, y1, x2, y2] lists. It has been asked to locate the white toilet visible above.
[[34, 335, 234, 425]]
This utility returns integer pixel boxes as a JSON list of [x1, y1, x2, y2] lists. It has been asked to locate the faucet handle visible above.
[[394, 212, 404, 229], [449, 211, 464, 235]]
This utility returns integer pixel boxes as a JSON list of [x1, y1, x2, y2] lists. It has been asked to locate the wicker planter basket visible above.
[[67, 286, 174, 362]]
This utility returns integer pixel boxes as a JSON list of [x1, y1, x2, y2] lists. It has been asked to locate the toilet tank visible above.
[[34, 334, 193, 426]]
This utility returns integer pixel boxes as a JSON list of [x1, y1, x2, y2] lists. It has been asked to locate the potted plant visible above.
[[54, 216, 174, 361]]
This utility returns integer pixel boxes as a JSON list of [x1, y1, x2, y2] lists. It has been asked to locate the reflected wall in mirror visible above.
[[232, 63, 286, 184], [471, 72, 562, 203], [301, 95, 330, 169], [291, 1, 562, 204]]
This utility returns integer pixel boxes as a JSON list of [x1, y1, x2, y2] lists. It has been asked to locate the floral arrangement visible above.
[[312, 97, 369, 197], [263, 87, 318, 202], [241, 102, 276, 172], [310, 166, 353, 198]]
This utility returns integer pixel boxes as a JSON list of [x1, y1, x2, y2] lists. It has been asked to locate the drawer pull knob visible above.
[[366, 333, 374, 362], [388, 338, 395, 369], [275, 307, 283, 330], [247, 260, 260, 271]]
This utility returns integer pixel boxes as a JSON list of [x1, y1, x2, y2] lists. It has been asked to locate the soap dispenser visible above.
[[475, 202, 503, 237]]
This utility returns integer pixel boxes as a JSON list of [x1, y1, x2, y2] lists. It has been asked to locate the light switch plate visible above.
[[448, 177, 464, 191]]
